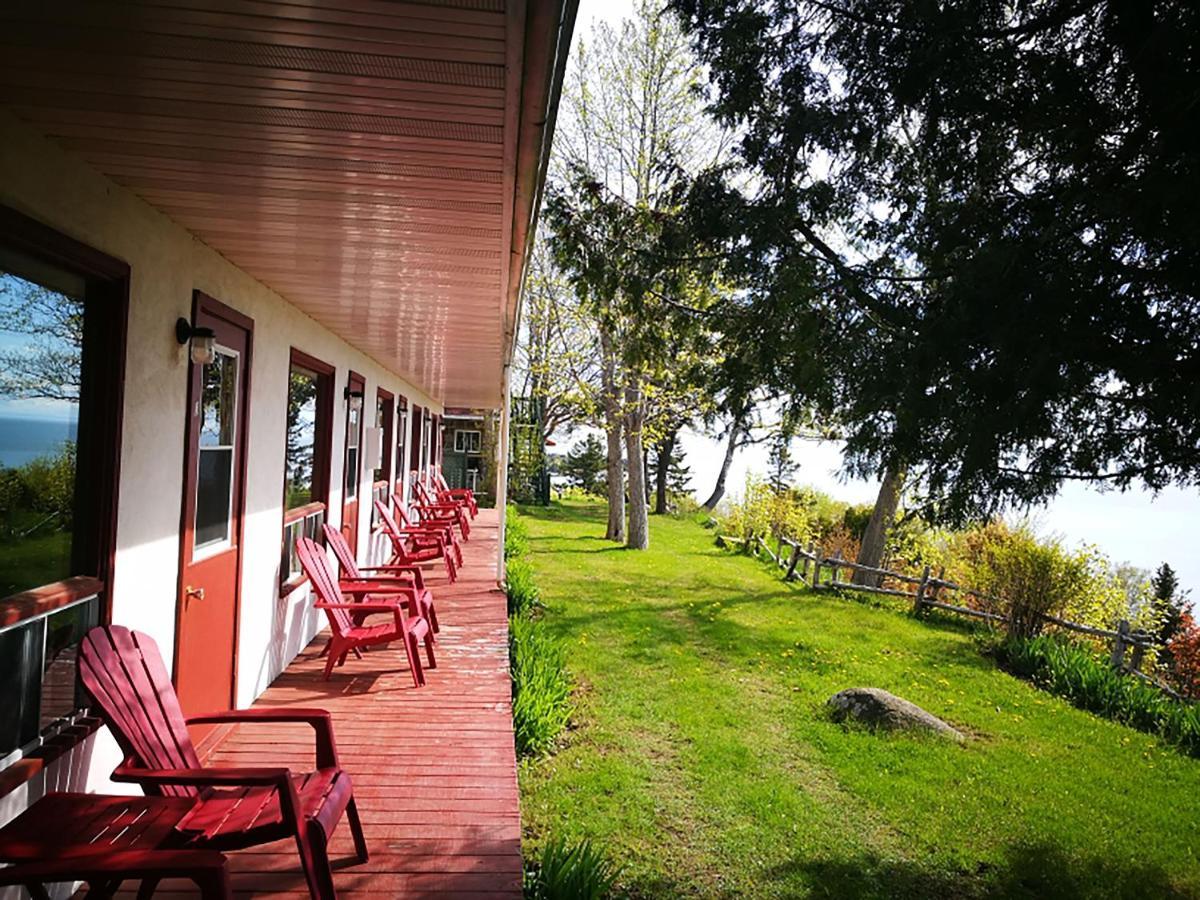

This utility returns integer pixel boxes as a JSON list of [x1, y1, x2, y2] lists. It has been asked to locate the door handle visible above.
[[185, 585, 205, 601]]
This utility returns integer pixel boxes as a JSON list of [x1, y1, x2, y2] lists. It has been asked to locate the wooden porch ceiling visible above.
[[0, 0, 573, 408]]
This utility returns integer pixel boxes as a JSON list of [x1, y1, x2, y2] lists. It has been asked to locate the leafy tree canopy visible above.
[[668, 0, 1200, 523]]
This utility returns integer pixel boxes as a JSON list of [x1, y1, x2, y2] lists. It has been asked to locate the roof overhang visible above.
[[0, 0, 577, 408]]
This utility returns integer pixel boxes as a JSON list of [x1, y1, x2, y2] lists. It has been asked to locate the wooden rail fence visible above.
[[720, 533, 1178, 696]]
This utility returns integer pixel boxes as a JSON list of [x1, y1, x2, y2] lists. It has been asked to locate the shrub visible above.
[[524, 837, 621, 900], [1167, 613, 1200, 700], [506, 557, 541, 616], [510, 614, 571, 757], [505, 504, 530, 560], [926, 521, 1164, 640], [993, 634, 1200, 756]]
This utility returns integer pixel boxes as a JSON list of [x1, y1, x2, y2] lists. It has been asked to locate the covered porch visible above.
[[203, 509, 517, 898]]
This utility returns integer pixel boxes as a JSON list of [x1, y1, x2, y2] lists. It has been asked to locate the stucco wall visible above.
[[0, 109, 442, 772]]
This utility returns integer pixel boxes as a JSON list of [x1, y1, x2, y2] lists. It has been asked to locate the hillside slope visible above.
[[519, 501, 1200, 899]]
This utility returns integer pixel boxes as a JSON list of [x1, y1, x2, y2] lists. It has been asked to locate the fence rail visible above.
[[723, 532, 1172, 692]]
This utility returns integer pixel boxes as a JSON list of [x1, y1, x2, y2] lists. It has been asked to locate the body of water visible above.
[[0, 415, 78, 468]]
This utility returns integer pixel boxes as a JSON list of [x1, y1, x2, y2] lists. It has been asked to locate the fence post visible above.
[[811, 554, 822, 590], [785, 543, 802, 581], [1129, 639, 1146, 672], [801, 541, 815, 580], [830, 549, 843, 585], [1110, 619, 1130, 669], [912, 565, 931, 616]]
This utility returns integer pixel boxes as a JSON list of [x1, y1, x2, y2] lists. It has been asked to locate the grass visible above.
[[993, 633, 1200, 756], [0, 528, 70, 597], [518, 499, 1200, 899]]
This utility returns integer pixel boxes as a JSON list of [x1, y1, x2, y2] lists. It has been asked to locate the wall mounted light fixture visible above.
[[175, 317, 216, 365], [344, 386, 365, 414]]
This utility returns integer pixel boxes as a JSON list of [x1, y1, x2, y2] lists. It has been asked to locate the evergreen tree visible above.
[[1152, 562, 1190, 662], [671, 0, 1200, 522], [766, 430, 797, 494], [563, 434, 608, 496]]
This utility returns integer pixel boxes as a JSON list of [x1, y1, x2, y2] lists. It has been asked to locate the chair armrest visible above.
[[112, 760, 291, 789], [186, 707, 330, 726], [355, 564, 425, 587], [185, 708, 339, 768], [339, 582, 418, 598]]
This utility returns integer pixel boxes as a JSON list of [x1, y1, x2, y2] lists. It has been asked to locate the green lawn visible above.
[[518, 500, 1200, 899]]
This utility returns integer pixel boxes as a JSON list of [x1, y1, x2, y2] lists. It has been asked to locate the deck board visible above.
[[201, 508, 520, 898]]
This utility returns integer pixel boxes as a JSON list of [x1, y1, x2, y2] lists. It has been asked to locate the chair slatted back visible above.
[[322, 524, 363, 579], [295, 537, 354, 636], [374, 499, 416, 563], [78, 626, 202, 798]]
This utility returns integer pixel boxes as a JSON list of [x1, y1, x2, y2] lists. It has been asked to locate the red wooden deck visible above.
[[196, 508, 520, 897]]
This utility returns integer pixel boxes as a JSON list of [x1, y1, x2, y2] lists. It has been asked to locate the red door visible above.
[[176, 294, 252, 717], [342, 371, 365, 554]]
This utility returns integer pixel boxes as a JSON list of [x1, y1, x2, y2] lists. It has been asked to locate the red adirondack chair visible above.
[[432, 466, 478, 517], [323, 523, 439, 633], [378, 496, 462, 577], [296, 536, 435, 686], [412, 476, 471, 539], [78, 625, 368, 900], [393, 496, 465, 566]]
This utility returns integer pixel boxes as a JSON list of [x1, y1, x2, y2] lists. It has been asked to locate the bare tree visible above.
[[0, 276, 84, 403]]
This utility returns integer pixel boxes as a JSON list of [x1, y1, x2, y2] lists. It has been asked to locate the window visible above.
[[0, 205, 127, 761], [454, 429, 482, 453], [193, 347, 239, 552], [373, 388, 393, 485], [420, 409, 432, 472], [284, 357, 331, 511], [395, 396, 408, 498], [344, 373, 364, 501], [281, 349, 333, 587]]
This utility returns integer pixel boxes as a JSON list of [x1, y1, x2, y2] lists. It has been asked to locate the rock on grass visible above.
[[828, 687, 965, 742]]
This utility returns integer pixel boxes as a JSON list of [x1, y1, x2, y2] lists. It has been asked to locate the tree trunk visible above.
[[853, 465, 906, 587], [653, 430, 677, 515], [643, 448, 651, 504], [702, 409, 746, 511], [600, 330, 625, 542], [624, 378, 649, 550]]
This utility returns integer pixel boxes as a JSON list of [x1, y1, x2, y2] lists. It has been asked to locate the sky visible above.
[[560, 0, 1200, 602]]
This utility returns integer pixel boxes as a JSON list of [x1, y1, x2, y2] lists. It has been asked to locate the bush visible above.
[[524, 837, 621, 900], [994, 634, 1200, 756], [927, 521, 1164, 640], [510, 614, 571, 757], [1167, 613, 1200, 700], [505, 504, 530, 560], [506, 557, 541, 616]]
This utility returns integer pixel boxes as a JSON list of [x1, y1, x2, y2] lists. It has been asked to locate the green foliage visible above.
[[510, 613, 571, 758], [523, 837, 621, 900], [671, 0, 1200, 523], [994, 634, 1200, 757], [717, 477, 864, 549], [505, 505, 530, 560], [506, 557, 542, 617], [0, 444, 76, 597], [562, 434, 607, 496], [6, 442, 76, 528], [926, 521, 1165, 640]]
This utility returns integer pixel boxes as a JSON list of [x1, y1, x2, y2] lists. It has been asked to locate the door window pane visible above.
[[345, 397, 360, 499], [0, 268, 83, 598], [195, 349, 238, 549], [285, 365, 318, 510]]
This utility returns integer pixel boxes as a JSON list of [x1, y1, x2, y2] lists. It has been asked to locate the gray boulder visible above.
[[827, 687, 965, 741]]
